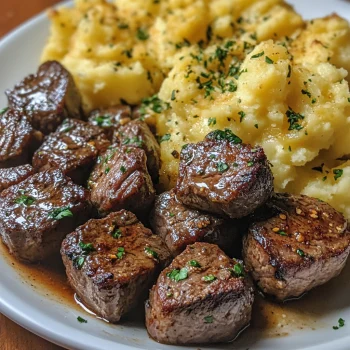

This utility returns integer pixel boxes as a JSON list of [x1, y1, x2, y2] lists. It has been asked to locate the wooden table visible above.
[[0, 4, 65, 349]]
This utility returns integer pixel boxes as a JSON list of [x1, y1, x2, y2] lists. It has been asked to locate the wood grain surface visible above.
[[0, 3, 65, 350]]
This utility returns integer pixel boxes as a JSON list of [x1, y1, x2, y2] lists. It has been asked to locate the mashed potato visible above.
[[42, 0, 350, 219]]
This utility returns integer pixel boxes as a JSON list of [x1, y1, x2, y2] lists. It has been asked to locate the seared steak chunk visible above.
[[176, 129, 273, 219], [113, 120, 161, 183], [0, 109, 43, 168], [88, 145, 155, 218], [88, 105, 132, 139], [0, 164, 34, 193], [32, 119, 110, 184], [0, 170, 90, 263], [243, 193, 350, 301], [150, 189, 240, 256], [146, 242, 254, 344], [6, 61, 83, 134], [61, 210, 171, 322]]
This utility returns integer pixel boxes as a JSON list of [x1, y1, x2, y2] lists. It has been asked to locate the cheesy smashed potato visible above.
[[42, 0, 350, 219]]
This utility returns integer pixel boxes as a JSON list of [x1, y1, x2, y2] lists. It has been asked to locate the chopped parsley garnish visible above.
[[188, 260, 201, 268], [15, 192, 35, 206], [208, 117, 216, 126], [238, 111, 246, 122], [254, 124, 259, 129], [167, 268, 188, 282], [217, 162, 229, 173], [122, 136, 144, 147], [301, 89, 312, 98], [207, 128, 242, 144], [118, 23, 129, 29], [251, 51, 264, 59], [144, 247, 159, 260], [278, 230, 288, 236], [286, 107, 305, 131], [171, 90, 176, 101], [48, 207, 73, 220], [79, 242, 95, 253], [74, 256, 85, 270], [204, 315, 213, 323], [265, 56, 274, 64], [120, 166, 126, 173], [140, 95, 170, 115], [230, 263, 245, 277], [159, 134, 171, 143], [169, 212, 175, 217], [0, 107, 8, 115], [247, 161, 254, 167], [105, 167, 110, 174], [77, 316, 87, 323], [116, 247, 125, 259], [136, 28, 149, 40], [296, 249, 305, 257], [112, 229, 122, 239], [333, 169, 343, 181], [333, 318, 345, 330], [122, 49, 133, 58], [203, 274, 216, 283], [94, 115, 112, 127]]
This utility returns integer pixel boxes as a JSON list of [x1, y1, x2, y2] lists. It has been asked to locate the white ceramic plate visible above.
[[1, 1, 350, 349]]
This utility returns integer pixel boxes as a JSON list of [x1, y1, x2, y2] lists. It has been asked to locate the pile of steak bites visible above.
[[1, 61, 349, 345]]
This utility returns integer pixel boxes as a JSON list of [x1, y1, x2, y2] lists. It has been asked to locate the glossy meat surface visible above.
[[6, 61, 83, 134], [146, 242, 254, 344], [0, 164, 34, 193], [61, 210, 171, 322], [89, 145, 155, 218], [0, 108, 43, 168], [0, 169, 91, 262], [243, 193, 350, 300], [150, 189, 240, 256], [176, 130, 274, 218], [113, 120, 161, 182], [32, 119, 110, 184]]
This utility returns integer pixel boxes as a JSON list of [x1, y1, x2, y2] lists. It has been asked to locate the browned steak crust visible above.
[[150, 189, 240, 256], [88, 145, 155, 218], [175, 129, 273, 219], [88, 105, 133, 140], [243, 193, 350, 301], [0, 164, 34, 193], [6, 61, 83, 134], [61, 210, 171, 322], [146, 242, 254, 344], [0, 170, 91, 263], [32, 119, 110, 184], [0, 109, 43, 168], [113, 120, 161, 183]]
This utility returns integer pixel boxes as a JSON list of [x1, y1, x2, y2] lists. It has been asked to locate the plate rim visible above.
[[0, 1, 350, 350]]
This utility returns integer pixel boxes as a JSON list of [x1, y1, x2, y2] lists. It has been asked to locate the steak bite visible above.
[[145, 242, 254, 344], [113, 120, 161, 182], [32, 119, 110, 184], [0, 109, 43, 168], [88, 145, 155, 218], [243, 193, 350, 301], [6, 61, 83, 134], [61, 210, 171, 323], [150, 189, 240, 256], [0, 164, 34, 193], [175, 129, 274, 219], [0, 170, 90, 263], [88, 105, 132, 139]]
